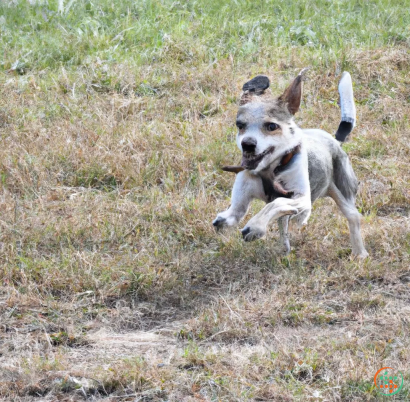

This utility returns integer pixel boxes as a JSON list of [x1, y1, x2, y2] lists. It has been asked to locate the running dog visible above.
[[212, 70, 368, 258]]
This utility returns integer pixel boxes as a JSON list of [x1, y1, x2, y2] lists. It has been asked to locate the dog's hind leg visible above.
[[278, 216, 291, 255], [213, 170, 266, 230], [328, 184, 368, 259]]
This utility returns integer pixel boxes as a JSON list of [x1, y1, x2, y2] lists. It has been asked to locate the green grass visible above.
[[2, 0, 410, 72], [0, 0, 410, 401]]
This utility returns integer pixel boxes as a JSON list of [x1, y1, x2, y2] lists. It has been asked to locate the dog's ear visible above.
[[240, 75, 270, 105], [278, 68, 309, 115]]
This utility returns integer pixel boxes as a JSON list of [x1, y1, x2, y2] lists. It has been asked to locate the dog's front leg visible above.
[[213, 170, 266, 230], [241, 196, 311, 241]]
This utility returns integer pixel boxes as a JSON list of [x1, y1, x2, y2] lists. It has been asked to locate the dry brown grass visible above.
[[1, 22, 410, 401]]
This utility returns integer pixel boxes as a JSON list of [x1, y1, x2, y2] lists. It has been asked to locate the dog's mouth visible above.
[[241, 146, 275, 170]]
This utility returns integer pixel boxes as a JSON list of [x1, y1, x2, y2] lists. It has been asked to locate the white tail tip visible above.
[[336, 72, 356, 142]]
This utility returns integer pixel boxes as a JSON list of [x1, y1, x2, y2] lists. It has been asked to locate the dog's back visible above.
[[303, 128, 358, 203]]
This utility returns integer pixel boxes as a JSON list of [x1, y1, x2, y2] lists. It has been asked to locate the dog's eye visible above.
[[236, 121, 246, 130], [266, 122, 279, 131]]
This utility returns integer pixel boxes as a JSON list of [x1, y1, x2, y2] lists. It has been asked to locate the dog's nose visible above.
[[241, 138, 257, 153]]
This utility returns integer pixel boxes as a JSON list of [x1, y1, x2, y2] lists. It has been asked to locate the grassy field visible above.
[[1, 0, 410, 400]]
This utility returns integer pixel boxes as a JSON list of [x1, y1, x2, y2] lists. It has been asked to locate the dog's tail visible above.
[[335, 71, 356, 143]]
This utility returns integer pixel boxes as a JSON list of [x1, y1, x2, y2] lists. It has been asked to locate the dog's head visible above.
[[236, 70, 306, 172]]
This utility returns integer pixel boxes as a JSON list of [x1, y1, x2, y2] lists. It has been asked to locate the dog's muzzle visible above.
[[241, 146, 275, 170]]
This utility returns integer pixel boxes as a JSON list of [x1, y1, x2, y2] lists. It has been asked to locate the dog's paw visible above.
[[213, 215, 239, 231], [212, 216, 228, 231], [280, 243, 291, 256], [352, 250, 369, 260], [241, 226, 265, 242]]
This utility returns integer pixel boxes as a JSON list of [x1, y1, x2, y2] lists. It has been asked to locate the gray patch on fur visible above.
[[303, 129, 358, 202], [332, 152, 358, 201], [268, 104, 292, 122], [307, 151, 332, 202]]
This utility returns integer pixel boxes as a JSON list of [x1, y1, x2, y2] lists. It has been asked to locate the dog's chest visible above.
[[258, 171, 293, 203], [258, 146, 303, 202]]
